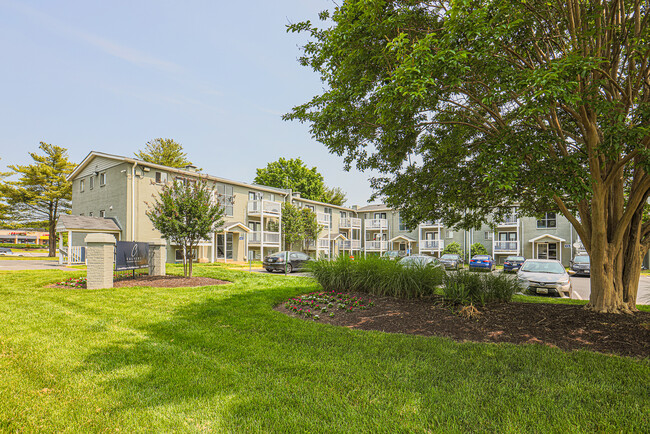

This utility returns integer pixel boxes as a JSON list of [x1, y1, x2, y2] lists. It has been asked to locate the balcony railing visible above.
[[340, 240, 362, 250], [365, 240, 389, 251], [497, 215, 519, 227], [365, 219, 388, 230], [318, 239, 330, 249], [317, 212, 331, 226], [340, 217, 362, 229], [419, 220, 442, 227], [493, 241, 519, 252], [247, 200, 282, 215], [249, 231, 281, 245], [420, 240, 443, 250]]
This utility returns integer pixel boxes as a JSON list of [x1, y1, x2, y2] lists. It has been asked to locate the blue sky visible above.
[[0, 0, 378, 206]]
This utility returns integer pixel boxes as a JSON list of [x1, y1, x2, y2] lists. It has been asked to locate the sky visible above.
[[0, 0, 380, 206]]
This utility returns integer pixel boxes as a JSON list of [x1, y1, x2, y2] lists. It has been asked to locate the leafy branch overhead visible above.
[[286, 1, 650, 313]]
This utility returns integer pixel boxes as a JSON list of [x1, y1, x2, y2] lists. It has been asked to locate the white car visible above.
[[0, 247, 17, 256], [517, 259, 574, 297]]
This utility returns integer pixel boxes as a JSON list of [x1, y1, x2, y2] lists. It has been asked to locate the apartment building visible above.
[[63, 151, 587, 266]]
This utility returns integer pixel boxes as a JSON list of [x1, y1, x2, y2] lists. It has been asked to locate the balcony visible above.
[[340, 217, 362, 229], [419, 220, 442, 228], [420, 240, 444, 251], [365, 240, 389, 251], [365, 219, 388, 230], [497, 215, 519, 227], [340, 240, 362, 250], [318, 238, 330, 249], [248, 231, 281, 245], [247, 200, 282, 216], [317, 212, 331, 226], [493, 240, 519, 253]]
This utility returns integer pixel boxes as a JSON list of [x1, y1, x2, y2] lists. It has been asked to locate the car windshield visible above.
[[520, 261, 566, 274], [473, 255, 490, 260], [441, 254, 459, 259], [506, 256, 524, 261], [269, 252, 287, 258], [574, 256, 590, 264], [400, 256, 431, 266]]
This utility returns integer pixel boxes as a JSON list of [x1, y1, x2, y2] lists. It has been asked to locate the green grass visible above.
[[0, 265, 648, 432]]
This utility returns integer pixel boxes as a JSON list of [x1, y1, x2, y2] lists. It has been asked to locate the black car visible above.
[[570, 255, 590, 276], [503, 256, 525, 273], [263, 251, 313, 273], [438, 253, 463, 270]]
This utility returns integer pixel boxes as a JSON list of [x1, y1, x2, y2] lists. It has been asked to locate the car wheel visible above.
[[265, 268, 273, 273], [285, 263, 293, 274]]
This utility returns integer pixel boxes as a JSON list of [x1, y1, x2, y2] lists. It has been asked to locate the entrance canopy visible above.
[[56, 215, 122, 235], [389, 235, 417, 243], [528, 234, 566, 244], [224, 222, 251, 233]]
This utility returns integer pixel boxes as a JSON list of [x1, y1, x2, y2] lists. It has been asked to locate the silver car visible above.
[[517, 259, 573, 297]]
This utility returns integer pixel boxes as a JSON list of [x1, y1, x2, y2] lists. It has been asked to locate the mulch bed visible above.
[[112, 275, 229, 288], [276, 293, 650, 358]]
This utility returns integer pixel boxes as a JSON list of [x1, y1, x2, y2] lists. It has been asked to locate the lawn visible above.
[[0, 264, 648, 432]]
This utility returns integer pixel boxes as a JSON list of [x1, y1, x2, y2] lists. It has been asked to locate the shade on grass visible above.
[[0, 265, 648, 432]]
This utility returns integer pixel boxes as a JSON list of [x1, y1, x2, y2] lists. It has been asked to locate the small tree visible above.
[[471, 243, 488, 258], [301, 208, 321, 252], [146, 180, 224, 277], [442, 242, 463, 257], [0, 143, 75, 257], [281, 203, 305, 250], [135, 138, 191, 168]]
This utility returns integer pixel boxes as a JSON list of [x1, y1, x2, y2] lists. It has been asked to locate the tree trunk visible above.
[[48, 218, 56, 257]]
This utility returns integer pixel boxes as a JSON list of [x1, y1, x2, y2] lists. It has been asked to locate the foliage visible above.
[[301, 207, 321, 249], [0, 267, 648, 431], [0, 243, 46, 249], [470, 243, 489, 257], [322, 186, 347, 206], [443, 271, 521, 306], [284, 291, 373, 319], [254, 157, 347, 205], [442, 241, 463, 257], [280, 203, 320, 251], [146, 180, 224, 277], [0, 142, 75, 257], [135, 138, 191, 168], [286, 1, 650, 313], [309, 255, 445, 298]]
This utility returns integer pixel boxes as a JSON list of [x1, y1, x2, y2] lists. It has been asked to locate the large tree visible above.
[[146, 180, 224, 277], [0, 143, 75, 256], [286, 1, 650, 313], [135, 138, 191, 168], [254, 157, 347, 205]]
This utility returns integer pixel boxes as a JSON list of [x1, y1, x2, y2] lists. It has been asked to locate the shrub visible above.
[[0, 243, 45, 249], [470, 242, 488, 257], [442, 241, 463, 256], [442, 270, 521, 306], [308, 255, 445, 298]]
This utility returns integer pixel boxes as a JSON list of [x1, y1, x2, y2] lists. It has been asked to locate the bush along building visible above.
[[61, 151, 586, 266]]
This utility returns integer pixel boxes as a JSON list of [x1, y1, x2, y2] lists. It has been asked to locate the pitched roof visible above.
[[357, 204, 393, 212], [56, 215, 122, 233]]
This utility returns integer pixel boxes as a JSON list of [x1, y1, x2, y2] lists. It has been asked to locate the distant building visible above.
[[0, 228, 49, 245]]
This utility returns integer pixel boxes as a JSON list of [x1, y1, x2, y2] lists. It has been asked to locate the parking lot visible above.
[[568, 274, 650, 304]]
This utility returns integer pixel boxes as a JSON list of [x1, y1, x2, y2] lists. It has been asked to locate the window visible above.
[[374, 212, 387, 220], [99, 172, 106, 186], [216, 184, 234, 216], [249, 191, 262, 201], [89, 176, 94, 190], [305, 205, 315, 211], [537, 212, 557, 229], [89, 212, 94, 217], [79, 180, 84, 192], [175, 248, 196, 262], [446, 230, 454, 238], [399, 215, 407, 231], [155, 171, 168, 184], [270, 193, 275, 202], [248, 221, 261, 232], [99, 210, 106, 217], [485, 231, 493, 240], [340, 211, 347, 219]]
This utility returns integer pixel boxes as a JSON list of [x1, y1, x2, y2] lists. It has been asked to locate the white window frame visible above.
[[99, 172, 106, 186], [79, 179, 84, 192]]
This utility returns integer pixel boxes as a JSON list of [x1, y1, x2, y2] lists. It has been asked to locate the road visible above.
[[569, 274, 650, 305]]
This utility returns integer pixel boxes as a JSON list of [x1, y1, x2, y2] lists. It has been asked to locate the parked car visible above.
[[399, 255, 443, 270], [517, 259, 574, 297], [263, 251, 313, 273], [0, 247, 16, 256], [382, 250, 406, 260], [570, 254, 590, 276], [439, 253, 463, 270], [469, 255, 495, 271], [503, 256, 525, 273]]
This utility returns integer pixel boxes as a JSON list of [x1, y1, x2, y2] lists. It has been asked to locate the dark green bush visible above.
[[0, 243, 45, 249], [443, 270, 521, 306], [308, 255, 445, 299]]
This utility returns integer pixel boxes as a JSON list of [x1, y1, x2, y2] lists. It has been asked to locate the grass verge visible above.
[[0, 265, 648, 432]]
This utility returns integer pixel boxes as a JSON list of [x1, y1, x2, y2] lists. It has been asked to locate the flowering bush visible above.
[[55, 271, 149, 289], [283, 291, 373, 320]]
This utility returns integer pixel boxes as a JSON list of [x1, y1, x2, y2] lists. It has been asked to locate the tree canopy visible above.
[[254, 157, 347, 205], [146, 180, 224, 277], [286, 0, 650, 313], [281, 202, 321, 251], [135, 138, 191, 168], [0, 143, 76, 256]]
